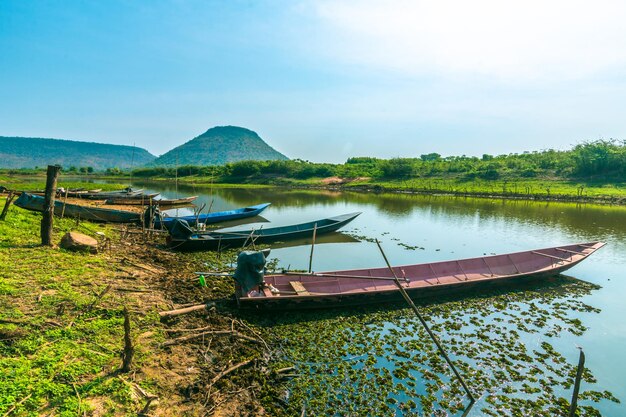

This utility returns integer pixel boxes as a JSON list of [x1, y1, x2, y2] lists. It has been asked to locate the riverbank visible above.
[[3, 170, 625, 205], [118, 174, 626, 205], [2, 185, 622, 416], [0, 195, 283, 416]]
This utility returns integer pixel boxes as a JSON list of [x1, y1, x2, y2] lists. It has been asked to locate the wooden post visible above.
[[0, 191, 16, 221], [120, 306, 134, 373], [41, 165, 61, 246], [568, 348, 585, 417]]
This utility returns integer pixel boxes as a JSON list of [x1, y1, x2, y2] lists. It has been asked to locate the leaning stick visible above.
[[375, 239, 475, 404]]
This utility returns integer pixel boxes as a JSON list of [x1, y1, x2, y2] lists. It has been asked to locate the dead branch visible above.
[[162, 330, 262, 347], [120, 306, 134, 373], [87, 284, 112, 313], [158, 303, 211, 319], [207, 358, 255, 390], [2, 393, 32, 417]]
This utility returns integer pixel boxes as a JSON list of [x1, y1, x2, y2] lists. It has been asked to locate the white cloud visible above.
[[308, 0, 626, 81]]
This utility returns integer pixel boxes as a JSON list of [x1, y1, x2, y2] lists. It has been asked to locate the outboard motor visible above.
[[233, 249, 271, 293]]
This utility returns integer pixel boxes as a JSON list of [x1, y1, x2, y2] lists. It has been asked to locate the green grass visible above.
[[343, 177, 626, 200], [0, 174, 129, 194], [0, 197, 160, 416]]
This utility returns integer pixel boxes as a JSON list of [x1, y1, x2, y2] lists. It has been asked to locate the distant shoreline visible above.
[[117, 175, 626, 206], [3, 172, 625, 206]]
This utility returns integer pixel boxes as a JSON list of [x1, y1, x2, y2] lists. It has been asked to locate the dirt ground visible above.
[[89, 228, 276, 416]]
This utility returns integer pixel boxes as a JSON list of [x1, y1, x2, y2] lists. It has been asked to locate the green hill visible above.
[[0, 136, 156, 170], [150, 126, 288, 166]]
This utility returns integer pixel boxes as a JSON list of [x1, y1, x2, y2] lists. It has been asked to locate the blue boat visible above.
[[154, 203, 271, 229], [167, 212, 361, 251]]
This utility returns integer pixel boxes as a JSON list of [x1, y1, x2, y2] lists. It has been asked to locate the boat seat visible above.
[[289, 281, 310, 295]]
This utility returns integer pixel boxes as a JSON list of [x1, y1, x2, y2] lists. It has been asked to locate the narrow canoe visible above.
[[168, 212, 361, 251], [236, 241, 606, 309], [105, 195, 198, 206], [155, 203, 271, 228], [14, 192, 141, 223], [58, 188, 103, 197], [70, 189, 156, 200]]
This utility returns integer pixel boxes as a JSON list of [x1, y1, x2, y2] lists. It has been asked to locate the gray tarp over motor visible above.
[[168, 218, 194, 239], [234, 249, 271, 293]]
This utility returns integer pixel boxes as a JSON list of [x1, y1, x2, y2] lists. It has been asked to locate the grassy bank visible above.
[[122, 173, 626, 204], [0, 195, 281, 416], [1, 187, 621, 416]]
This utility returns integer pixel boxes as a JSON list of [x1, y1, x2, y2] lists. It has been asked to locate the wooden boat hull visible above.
[[71, 190, 156, 200], [237, 242, 606, 310], [155, 203, 271, 228], [169, 212, 361, 251], [59, 189, 102, 197], [105, 195, 197, 206], [15, 193, 141, 223]]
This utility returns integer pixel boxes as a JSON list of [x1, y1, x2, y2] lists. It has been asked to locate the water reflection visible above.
[[99, 180, 625, 416], [138, 182, 626, 249]]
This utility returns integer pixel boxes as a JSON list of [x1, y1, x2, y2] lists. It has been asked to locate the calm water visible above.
[[127, 181, 626, 415]]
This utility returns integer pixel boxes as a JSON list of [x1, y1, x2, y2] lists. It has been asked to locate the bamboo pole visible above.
[[281, 271, 408, 282], [568, 347, 585, 417], [60, 187, 69, 219], [375, 239, 475, 404], [308, 223, 317, 273]]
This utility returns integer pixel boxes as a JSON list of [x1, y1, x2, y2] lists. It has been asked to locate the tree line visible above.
[[128, 140, 625, 182]]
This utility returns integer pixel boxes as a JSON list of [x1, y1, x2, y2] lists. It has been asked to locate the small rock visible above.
[[60, 231, 98, 253]]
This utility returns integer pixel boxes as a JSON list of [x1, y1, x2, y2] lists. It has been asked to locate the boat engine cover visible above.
[[168, 219, 194, 239], [234, 249, 271, 292]]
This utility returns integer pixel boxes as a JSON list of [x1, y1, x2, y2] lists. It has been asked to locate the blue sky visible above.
[[1, 0, 625, 162]]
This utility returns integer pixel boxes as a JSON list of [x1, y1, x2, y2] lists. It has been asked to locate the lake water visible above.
[[129, 181, 626, 415]]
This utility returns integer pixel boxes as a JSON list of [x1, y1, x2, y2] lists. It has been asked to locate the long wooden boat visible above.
[[236, 242, 606, 309], [14, 192, 141, 223], [87, 192, 159, 201], [69, 189, 156, 200], [168, 212, 361, 251], [58, 188, 102, 197], [155, 202, 271, 228], [105, 195, 198, 206]]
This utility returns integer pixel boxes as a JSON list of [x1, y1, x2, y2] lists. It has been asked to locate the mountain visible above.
[[0, 136, 156, 170], [150, 126, 288, 166]]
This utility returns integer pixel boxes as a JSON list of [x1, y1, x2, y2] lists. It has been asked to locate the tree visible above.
[[420, 153, 441, 161]]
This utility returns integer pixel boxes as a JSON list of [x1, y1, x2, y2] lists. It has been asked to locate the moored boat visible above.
[[66, 188, 156, 200], [235, 242, 606, 309], [105, 195, 198, 206], [154, 202, 271, 228], [168, 212, 361, 251], [14, 192, 141, 223]]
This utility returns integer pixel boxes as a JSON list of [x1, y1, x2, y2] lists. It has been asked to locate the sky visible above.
[[1, 0, 626, 163]]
